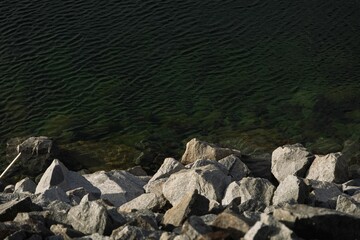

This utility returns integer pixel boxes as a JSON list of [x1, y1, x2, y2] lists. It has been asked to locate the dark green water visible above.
[[1, 0, 360, 172]]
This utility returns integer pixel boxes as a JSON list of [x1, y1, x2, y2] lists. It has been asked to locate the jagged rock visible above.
[[219, 154, 251, 181], [50, 224, 84, 239], [14, 178, 36, 194], [163, 163, 231, 206], [239, 177, 275, 206], [353, 192, 360, 202], [126, 166, 148, 176], [244, 213, 299, 240], [35, 186, 70, 205], [66, 187, 96, 205], [211, 212, 251, 239], [123, 210, 159, 231], [199, 214, 217, 225], [221, 181, 241, 206], [76, 233, 110, 240], [67, 195, 112, 235], [0, 197, 40, 221], [342, 179, 360, 195], [272, 175, 309, 205], [84, 170, 146, 207], [118, 192, 168, 213], [181, 216, 212, 239], [191, 159, 229, 175], [240, 154, 272, 180], [271, 144, 314, 182], [144, 178, 167, 196], [307, 180, 343, 208], [273, 204, 360, 240], [148, 158, 185, 183], [181, 138, 241, 165], [110, 225, 155, 240], [4, 185, 15, 193], [238, 199, 266, 214], [35, 159, 100, 196], [163, 190, 209, 227], [159, 232, 177, 240], [44, 200, 72, 226], [336, 195, 360, 217]]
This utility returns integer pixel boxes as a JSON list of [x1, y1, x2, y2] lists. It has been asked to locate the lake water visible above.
[[1, 0, 359, 172]]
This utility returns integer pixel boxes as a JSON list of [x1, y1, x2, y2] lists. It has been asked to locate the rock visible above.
[[118, 192, 168, 213], [144, 178, 167, 197], [307, 180, 343, 208], [123, 210, 159, 231], [271, 144, 314, 182], [181, 138, 241, 165], [163, 190, 209, 227], [35, 186, 70, 205], [353, 192, 360, 202], [4, 185, 15, 193], [239, 177, 275, 206], [66, 187, 96, 205], [110, 225, 153, 240], [241, 154, 272, 180], [163, 163, 231, 206], [181, 216, 212, 239], [219, 154, 251, 181], [126, 166, 148, 176], [244, 213, 299, 240], [76, 233, 110, 240], [14, 178, 36, 194], [238, 199, 266, 214], [342, 179, 360, 195], [148, 158, 185, 183], [272, 175, 309, 205], [84, 170, 146, 207], [44, 200, 72, 226], [273, 204, 360, 240], [50, 224, 85, 239], [221, 181, 241, 206], [336, 195, 360, 217], [211, 212, 251, 239], [306, 152, 349, 183], [0, 197, 40, 221], [35, 159, 100, 196], [67, 195, 112, 235]]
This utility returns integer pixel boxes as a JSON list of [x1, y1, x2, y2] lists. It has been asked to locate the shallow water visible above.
[[1, 0, 359, 172]]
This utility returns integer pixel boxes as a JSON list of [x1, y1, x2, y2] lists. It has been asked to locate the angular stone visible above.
[[221, 181, 241, 206], [66, 187, 96, 205], [181, 138, 241, 165], [272, 175, 309, 205], [123, 210, 159, 231], [306, 152, 349, 183], [76, 233, 110, 240], [67, 195, 112, 235], [110, 225, 153, 240], [163, 190, 209, 227], [118, 193, 168, 213], [342, 179, 360, 195], [336, 195, 360, 217], [144, 178, 167, 197], [35, 186, 70, 206], [219, 154, 251, 181], [191, 159, 229, 175], [307, 180, 343, 209], [181, 216, 212, 240], [44, 200, 72, 226], [273, 204, 360, 240], [211, 212, 251, 239], [126, 166, 148, 176], [4, 185, 15, 193], [239, 177, 275, 206], [84, 170, 146, 207], [0, 197, 39, 221], [35, 159, 100, 196], [50, 224, 84, 239], [238, 199, 266, 214], [148, 158, 185, 183], [163, 164, 231, 206], [14, 177, 36, 194]]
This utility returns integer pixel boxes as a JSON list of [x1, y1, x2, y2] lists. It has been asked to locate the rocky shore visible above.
[[0, 137, 359, 239]]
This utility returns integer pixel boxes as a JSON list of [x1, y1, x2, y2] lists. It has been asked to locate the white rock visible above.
[[221, 181, 241, 206], [272, 175, 309, 205], [148, 158, 185, 183]]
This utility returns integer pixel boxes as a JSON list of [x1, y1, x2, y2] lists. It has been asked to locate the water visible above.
[[1, 0, 359, 172]]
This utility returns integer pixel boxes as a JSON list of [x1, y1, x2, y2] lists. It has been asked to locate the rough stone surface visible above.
[[238, 199, 266, 214], [271, 144, 314, 182], [219, 154, 251, 181], [14, 177, 37, 194], [307, 180, 343, 208], [273, 204, 360, 240], [239, 177, 275, 206], [126, 166, 148, 176], [181, 138, 241, 165], [272, 175, 309, 205], [0, 197, 39, 221], [336, 195, 360, 217], [306, 152, 349, 183], [342, 178, 360, 195], [221, 181, 241, 206], [191, 159, 229, 175], [144, 178, 167, 197], [84, 170, 146, 207], [118, 192, 168, 213], [111, 225, 154, 240], [181, 216, 212, 240], [66, 187, 95, 205], [4, 185, 15, 193], [148, 158, 185, 183], [211, 212, 251, 239], [50, 224, 85, 239], [35, 186, 70, 205], [44, 200, 72, 226]]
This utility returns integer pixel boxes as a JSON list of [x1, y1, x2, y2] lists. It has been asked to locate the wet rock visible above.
[[181, 216, 212, 240], [144, 178, 167, 197], [306, 152, 349, 183], [221, 181, 241, 206], [67, 195, 112, 235], [211, 212, 251, 239], [148, 158, 185, 183], [336, 195, 360, 217], [272, 175, 309, 205], [163, 163, 231, 206], [50, 224, 85, 239], [0, 197, 40, 221], [307, 180, 343, 208], [4, 185, 15, 193], [118, 192, 168, 213], [239, 177, 275, 206], [14, 178, 36, 194], [219, 154, 251, 181], [271, 144, 314, 182], [342, 179, 360, 195], [35, 159, 100, 196], [181, 138, 241, 165], [273, 204, 360, 240], [163, 190, 209, 227], [126, 166, 148, 176], [84, 170, 146, 207]]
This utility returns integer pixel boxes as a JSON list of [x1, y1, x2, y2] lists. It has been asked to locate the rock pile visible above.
[[0, 138, 359, 239]]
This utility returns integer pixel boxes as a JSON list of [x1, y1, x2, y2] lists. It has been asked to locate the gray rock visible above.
[[211, 212, 251, 239], [191, 159, 229, 175], [181, 216, 212, 240], [84, 170, 146, 207], [241, 154, 272, 180], [181, 138, 241, 165], [306, 152, 349, 183], [272, 175, 309, 205], [271, 144, 314, 182], [123, 210, 159, 231], [50, 224, 84, 239], [35, 186, 70, 205], [144, 178, 167, 197], [76, 233, 110, 240], [307, 180, 343, 208], [66, 187, 96, 205], [148, 158, 185, 183], [4, 185, 15, 193], [118, 192, 168, 213], [221, 181, 241, 206], [336, 195, 360, 217], [35, 159, 100, 196], [110, 225, 153, 240], [163, 164, 231, 206], [126, 166, 148, 176], [163, 190, 209, 227], [14, 178, 36, 194], [239, 177, 275, 206], [0, 197, 39, 221], [273, 204, 360, 240], [342, 179, 360, 195], [353, 192, 360, 202], [44, 200, 72, 226], [67, 195, 112, 235], [219, 154, 251, 181], [238, 199, 266, 214]]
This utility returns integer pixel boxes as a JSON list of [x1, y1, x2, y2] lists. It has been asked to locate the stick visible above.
[[0, 152, 22, 179]]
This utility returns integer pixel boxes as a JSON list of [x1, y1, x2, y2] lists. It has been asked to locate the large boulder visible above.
[[272, 175, 309, 205], [306, 152, 349, 183], [35, 159, 100, 196], [84, 170, 146, 207], [336, 195, 360, 217], [219, 155, 251, 181], [271, 144, 314, 182], [148, 158, 185, 183], [238, 177, 275, 206], [181, 138, 241, 165]]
